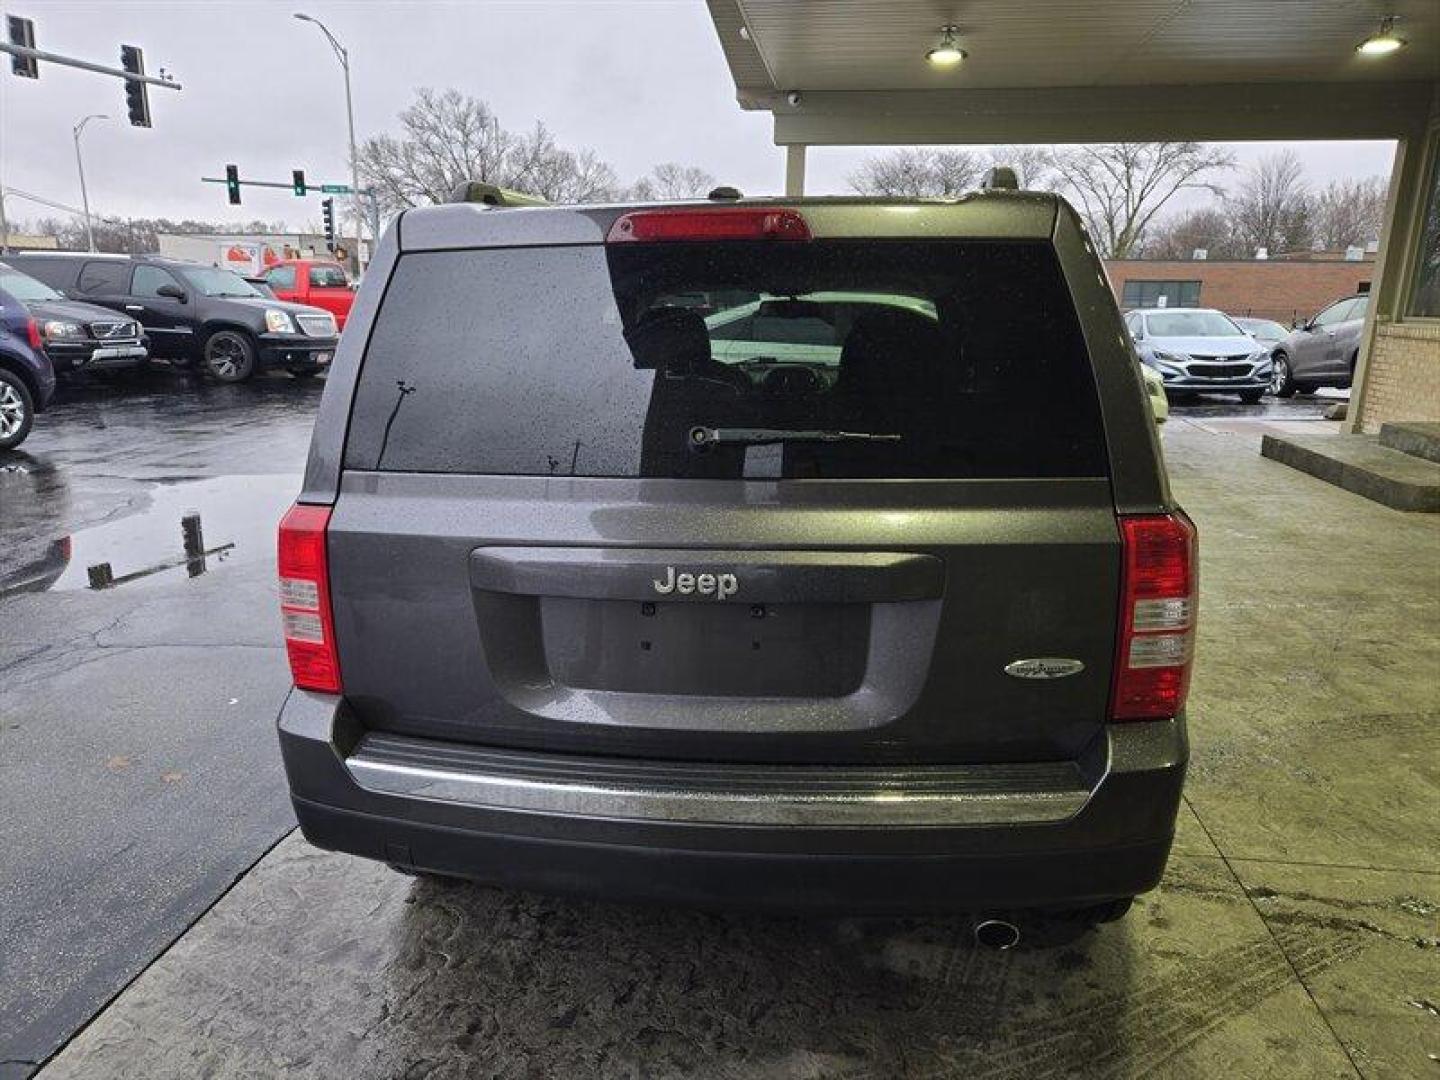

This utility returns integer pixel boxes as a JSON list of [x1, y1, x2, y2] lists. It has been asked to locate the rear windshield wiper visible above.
[[689, 426, 902, 449]]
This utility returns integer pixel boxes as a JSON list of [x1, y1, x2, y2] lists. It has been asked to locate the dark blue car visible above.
[[0, 281, 56, 449]]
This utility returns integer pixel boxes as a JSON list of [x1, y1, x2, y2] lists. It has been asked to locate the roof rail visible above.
[[447, 181, 549, 207], [980, 166, 1019, 191]]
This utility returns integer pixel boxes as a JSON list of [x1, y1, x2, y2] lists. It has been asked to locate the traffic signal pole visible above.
[[0, 40, 180, 90]]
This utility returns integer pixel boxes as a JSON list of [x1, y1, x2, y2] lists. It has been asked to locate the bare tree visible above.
[[1311, 176, 1388, 251], [848, 148, 985, 197], [1048, 143, 1235, 258], [990, 146, 1057, 190], [1227, 150, 1313, 256], [1144, 207, 1246, 260], [628, 162, 717, 201], [356, 88, 622, 212], [506, 122, 620, 202]]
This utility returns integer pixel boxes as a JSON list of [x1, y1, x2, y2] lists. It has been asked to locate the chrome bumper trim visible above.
[[345, 739, 1092, 827]]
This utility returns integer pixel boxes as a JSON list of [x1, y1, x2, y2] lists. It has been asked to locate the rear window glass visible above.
[[345, 240, 1107, 479], [308, 264, 349, 287]]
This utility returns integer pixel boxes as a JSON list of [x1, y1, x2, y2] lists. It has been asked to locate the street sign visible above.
[[319, 184, 352, 195]]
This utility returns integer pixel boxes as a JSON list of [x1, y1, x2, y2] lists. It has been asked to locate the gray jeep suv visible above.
[[276, 192, 1195, 924]]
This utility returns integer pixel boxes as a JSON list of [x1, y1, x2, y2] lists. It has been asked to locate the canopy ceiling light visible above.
[[1356, 15, 1406, 56], [926, 25, 967, 67]]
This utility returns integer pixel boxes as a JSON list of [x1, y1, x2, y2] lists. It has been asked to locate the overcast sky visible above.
[[0, 0, 1396, 232]]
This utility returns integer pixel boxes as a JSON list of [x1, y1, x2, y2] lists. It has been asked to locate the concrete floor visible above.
[[8, 383, 1439, 1078]]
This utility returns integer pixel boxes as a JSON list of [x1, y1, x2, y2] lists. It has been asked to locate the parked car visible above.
[[6, 252, 340, 382], [1269, 294, 1369, 398], [1230, 316, 1289, 349], [259, 258, 356, 329], [0, 281, 57, 450], [0, 260, 148, 375], [275, 192, 1195, 928], [1124, 307, 1272, 402]]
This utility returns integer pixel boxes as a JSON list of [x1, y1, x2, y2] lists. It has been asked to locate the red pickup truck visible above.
[[260, 259, 355, 329]]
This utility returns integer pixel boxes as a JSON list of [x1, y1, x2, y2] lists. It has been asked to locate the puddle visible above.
[[2, 474, 301, 595]]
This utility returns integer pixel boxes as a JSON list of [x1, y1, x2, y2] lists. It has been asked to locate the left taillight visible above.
[[278, 503, 341, 693], [26, 317, 43, 351], [1110, 511, 1198, 722]]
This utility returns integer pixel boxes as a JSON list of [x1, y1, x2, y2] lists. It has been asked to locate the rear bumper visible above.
[[278, 690, 1187, 913]]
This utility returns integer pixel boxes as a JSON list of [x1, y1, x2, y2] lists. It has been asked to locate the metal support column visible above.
[[784, 144, 807, 197]]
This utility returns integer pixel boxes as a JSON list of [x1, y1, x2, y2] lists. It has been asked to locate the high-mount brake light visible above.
[[607, 208, 811, 243], [1110, 512, 1198, 721], [278, 503, 341, 693]]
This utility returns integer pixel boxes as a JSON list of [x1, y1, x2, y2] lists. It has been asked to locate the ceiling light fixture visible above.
[[1356, 15, 1406, 56], [926, 25, 967, 67]]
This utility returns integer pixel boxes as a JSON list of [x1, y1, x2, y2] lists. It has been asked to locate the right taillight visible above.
[[278, 503, 341, 694], [1110, 512, 1197, 721], [26, 317, 43, 351]]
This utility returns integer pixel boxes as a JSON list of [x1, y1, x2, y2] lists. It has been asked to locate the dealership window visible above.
[[1121, 280, 1201, 309], [1406, 136, 1440, 318]]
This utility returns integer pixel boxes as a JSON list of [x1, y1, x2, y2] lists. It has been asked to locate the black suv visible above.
[[276, 193, 1195, 926], [7, 252, 339, 381]]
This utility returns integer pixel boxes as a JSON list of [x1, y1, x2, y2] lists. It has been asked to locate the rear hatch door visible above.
[[328, 215, 1121, 765]]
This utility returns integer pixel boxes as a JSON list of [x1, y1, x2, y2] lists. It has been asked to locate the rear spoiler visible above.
[[447, 181, 549, 207]]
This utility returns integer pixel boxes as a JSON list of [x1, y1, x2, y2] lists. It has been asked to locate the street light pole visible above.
[[294, 13, 363, 274], [72, 114, 109, 252]]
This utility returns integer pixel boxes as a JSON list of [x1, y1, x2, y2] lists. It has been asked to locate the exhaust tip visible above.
[[973, 918, 1021, 950]]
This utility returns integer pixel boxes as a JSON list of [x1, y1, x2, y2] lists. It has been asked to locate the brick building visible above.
[[1104, 257, 1376, 325]]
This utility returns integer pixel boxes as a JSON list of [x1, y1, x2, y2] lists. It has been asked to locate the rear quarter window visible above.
[[343, 239, 1108, 480], [9, 258, 77, 291]]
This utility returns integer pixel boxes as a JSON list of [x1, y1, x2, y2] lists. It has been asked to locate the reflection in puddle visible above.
[[83, 509, 237, 589], [8, 474, 300, 595]]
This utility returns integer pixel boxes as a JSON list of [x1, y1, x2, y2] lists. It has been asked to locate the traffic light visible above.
[[226, 164, 241, 205], [321, 198, 335, 250], [292, 170, 306, 197], [7, 16, 38, 78], [120, 45, 151, 127]]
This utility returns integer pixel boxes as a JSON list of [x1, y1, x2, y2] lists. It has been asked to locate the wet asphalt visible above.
[[0, 367, 318, 1077], [0, 369, 1345, 1076]]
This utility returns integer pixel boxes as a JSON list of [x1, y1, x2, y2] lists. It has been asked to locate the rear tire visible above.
[[1270, 352, 1296, 397], [203, 330, 257, 382], [0, 369, 35, 450]]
